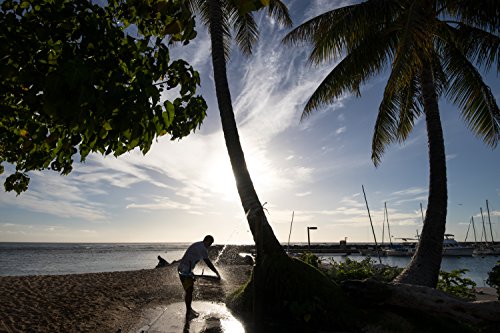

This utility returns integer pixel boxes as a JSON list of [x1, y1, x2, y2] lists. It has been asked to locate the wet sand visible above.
[[0, 265, 252, 333], [129, 301, 246, 333]]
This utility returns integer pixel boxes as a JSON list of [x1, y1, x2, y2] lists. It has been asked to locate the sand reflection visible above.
[[137, 301, 244, 333]]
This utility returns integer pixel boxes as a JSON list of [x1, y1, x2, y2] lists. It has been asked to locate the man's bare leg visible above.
[[185, 285, 199, 319]]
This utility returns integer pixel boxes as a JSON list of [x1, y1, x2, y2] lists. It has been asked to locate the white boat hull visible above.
[[442, 234, 474, 256]]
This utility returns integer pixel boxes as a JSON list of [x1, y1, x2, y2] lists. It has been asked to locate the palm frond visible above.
[[310, 0, 405, 64], [371, 85, 401, 167], [199, 0, 233, 62], [283, 0, 403, 64], [444, 0, 500, 34], [396, 76, 423, 143], [450, 23, 500, 73], [302, 29, 397, 116], [185, 0, 204, 13], [380, 1, 432, 105], [282, 7, 346, 52], [268, 0, 292, 28], [230, 8, 258, 55], [442, 42, 500, 147], [372, 61, 421, 166]]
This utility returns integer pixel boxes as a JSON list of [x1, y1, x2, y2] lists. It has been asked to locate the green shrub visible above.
[[486, 261, 500, 300], [323, 257, 402, 283], [436, 269, 476, 300], [298, 251, 321, 268], [297, 255, 477, 300]]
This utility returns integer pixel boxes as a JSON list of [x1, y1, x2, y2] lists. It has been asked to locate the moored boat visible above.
[[383, 235, 474, 256], [383, 240, 416, 256], [384, 245, 415, 256], [359, 247, 386, 256], [442, 234, 474, 256], [474, 244, 500, 256]]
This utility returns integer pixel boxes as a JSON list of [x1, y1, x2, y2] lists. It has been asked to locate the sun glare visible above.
[[202, 144, 279, 202], [205, 159, 238, 200]]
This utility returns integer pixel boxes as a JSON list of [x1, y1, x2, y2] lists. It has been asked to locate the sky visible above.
[[0, 0, 499, 245]]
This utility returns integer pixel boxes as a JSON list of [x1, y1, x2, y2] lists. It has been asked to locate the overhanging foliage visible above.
[[0, 0, 207, 193]]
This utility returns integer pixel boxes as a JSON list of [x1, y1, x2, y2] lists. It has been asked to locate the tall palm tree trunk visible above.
[[206, 0, 284, 258], [395, 65, 447, 287]]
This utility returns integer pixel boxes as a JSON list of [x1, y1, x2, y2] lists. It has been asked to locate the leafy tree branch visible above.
[[0, 0, 207, 194]]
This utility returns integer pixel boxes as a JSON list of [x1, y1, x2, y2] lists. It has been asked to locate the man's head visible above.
[[203, 235, 214, 247]]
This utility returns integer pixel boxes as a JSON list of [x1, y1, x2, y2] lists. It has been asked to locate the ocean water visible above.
[[0, 242, 189, 276], [1, 243, 499, 287]]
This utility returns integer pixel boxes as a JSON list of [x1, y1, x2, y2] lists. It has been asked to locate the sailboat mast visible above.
[[381, 203, 386, 245], [286, 211, 294, 254], [486, 200, 495, 244], [465, 217, 472, 242], [385, 202, 392, 246], [362, 185, 382, 264], [480, 207, 489, 245], [471, 216, 478, 245]]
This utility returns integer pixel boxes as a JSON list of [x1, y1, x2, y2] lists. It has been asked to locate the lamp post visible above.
[[307, 226, 317, 250]]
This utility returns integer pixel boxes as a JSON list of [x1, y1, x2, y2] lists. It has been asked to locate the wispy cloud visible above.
[[391, 187, 427, 196], [126, 196, 194, 211], [0, 171, 109, 221], [388, 187, 428, 205], [336, 126, 347, 135]]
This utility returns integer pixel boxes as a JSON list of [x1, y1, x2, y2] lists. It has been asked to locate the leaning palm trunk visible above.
[[207, 1, 288, 324], [394, 65, 448, 288], [204, 2, 348, 327], [206, 0, 285, 258]]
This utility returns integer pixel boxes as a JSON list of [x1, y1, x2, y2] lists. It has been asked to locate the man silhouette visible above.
[[178, 235, 221, 319]]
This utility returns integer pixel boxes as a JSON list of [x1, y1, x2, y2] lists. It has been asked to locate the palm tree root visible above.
[[342, 279, 500, 331]]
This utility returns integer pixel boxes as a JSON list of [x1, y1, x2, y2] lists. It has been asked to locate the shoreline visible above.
[[0, 265, 252, 333]]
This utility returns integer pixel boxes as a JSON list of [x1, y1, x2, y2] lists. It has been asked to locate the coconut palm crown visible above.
[[284, 0, 500, 287], [187, 0, 291, 60]]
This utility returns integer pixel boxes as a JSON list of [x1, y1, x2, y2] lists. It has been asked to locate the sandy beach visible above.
[[1, 262, 497, 333], [0, 265, 252, 333]]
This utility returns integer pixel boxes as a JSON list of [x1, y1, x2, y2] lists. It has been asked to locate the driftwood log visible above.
[[341, 279, 500, 325]]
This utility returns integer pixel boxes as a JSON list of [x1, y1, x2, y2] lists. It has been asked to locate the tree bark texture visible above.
[[395, 64, 447, 287]]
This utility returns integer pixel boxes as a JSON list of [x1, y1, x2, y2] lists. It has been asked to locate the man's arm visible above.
[[203, 258, 221, 279]]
